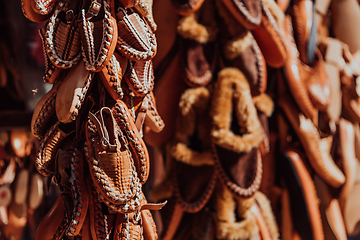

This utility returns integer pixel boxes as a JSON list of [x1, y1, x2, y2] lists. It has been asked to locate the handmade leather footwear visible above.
[[278, 95, 345, 188], [281, 149, 324, 240], [80, 0, 118, 72], [85, 106, 143, 212]]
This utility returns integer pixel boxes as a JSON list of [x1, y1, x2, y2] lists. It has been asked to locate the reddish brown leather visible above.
[[174, 161, 216, 213], [221, 0, 262, 29], [99, 52, 128, 101], [161, 199, 184, 240], [252, 3, 287, 68], [180, 39, 217, 87], [142, 209, 158, 240], [144, 91, 165, 133], [170, 0, 206, 15], [224, 36, 267, 97], [291, 0, 316, 64], [34, 195, 67, 240], [31, 80, 62, 139], [213, 145, 262, 198], [143, 54, 188, 147], [21, 0, 53, 22], [281, 149, 324, 240]]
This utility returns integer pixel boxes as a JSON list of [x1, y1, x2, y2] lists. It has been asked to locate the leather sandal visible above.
[[99, 52, 128, 101], [211, 68, 263, 198], [252, 0, 287, 68], [170, 87, 216, 213], [217, 0, 267, 96], [291, 0, 317, 65], [31, 80, 62, 139], [282, 16, 330, 125], [116, 7, 157, 61], [221, 0, 261, 29], [21, 0, 55, 22], [55, 59, 94, 124], [43, 0, 82, 69], [278, 95, 346, 188], [79, 0, 118, 72], [124, 59, 154, 97], [85, 106, 143, 212], [143, 91, 165, 133], [281, 149, 324, 240], [214, 183, 260, 240]]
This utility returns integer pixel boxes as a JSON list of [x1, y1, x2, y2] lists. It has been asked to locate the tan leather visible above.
[[252, 2, 287, 68], [331, 0, 360, 54], [276, 0, 290, 12], [337, 118, 357, 204], [323, 38, 343, 121], [314, 176, 347, 240], [55, 60, 93, 124], [282, 16, 331, 123], [80, 0, 118, 72], [86, 106, 143, 208], [124, 59, 155, 97], [36, 123, 70, 176], [116, 8, 157, 62], [99, 52, 128, 101], [278, 96, 345, 188], [113, 100, 151, 184]]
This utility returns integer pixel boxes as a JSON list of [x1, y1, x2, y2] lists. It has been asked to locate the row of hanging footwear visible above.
[[21, 0, 167, 239], [145, 0, 360, 238]]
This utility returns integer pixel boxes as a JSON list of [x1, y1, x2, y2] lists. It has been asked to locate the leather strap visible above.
[[141, 201, 167, 211], [135, 97, 149, 132], [86, 0, 102, 19], [89, 108, 117, 151]]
